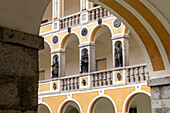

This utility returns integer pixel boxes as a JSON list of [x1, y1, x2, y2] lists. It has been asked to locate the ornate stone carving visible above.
[[113, 19, 121, 28], [53, 83, 57, 90], [67, 27, 71, 33], [80, 49, 88, 73], [52, 57, 59, 78], [81, 28, 88, 37], [117, 73, 121, 81], [98, 18, 102, 25], [115, 42, 123, 67], [82, 79, 86, 86]]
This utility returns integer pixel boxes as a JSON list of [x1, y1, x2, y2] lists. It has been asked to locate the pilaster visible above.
[[0, 27, 44, 113]]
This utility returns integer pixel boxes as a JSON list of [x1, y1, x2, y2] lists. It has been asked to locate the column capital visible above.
[[148, 76, 170, 87], [112, 34, 129, 40], [51, 49, 65, 54], [0, 27, 44, 50], [79, 42, 95, 48]]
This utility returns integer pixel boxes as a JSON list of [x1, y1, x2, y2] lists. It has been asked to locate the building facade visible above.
[[38, 0, 152, 113]]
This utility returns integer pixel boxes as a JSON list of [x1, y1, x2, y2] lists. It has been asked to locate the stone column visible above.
[[51, 49, 65, 77], [0, 27, 44, 113], [148, 77, 170, 113], [79, 42, 95, 73]]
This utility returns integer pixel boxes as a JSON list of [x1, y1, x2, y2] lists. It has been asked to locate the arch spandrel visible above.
[[89, 0, 165, 72]]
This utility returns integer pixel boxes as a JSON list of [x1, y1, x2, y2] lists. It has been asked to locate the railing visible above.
[[39, 64, 149, 94], [88, 6, 112, 22], [59, 12, 81, 30], [40, 6, 113, 33], [126, 64, 149, 84], [60, 74, 80, 91], [91, 69, 113, 88]]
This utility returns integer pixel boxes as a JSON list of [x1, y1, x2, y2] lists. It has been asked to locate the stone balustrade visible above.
[[40, 6, 112, 33], [60, 75, 80, 91], [59, 12, 81, 30], [126, 64, 149, 84], [88, 6, 112, 22], [38, 64, 149, 94]]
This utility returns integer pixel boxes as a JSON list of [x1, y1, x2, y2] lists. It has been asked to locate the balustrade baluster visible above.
[[70, 78, 73, 90], [135, 67, 140, 83], [92, 10, 95, 21], [88, 11, 92, 22], [60, 79, 64, 91], [95, 74, 98, 87], [75, 77, 78, 89], [139, 66, 144, 82], [104, 9, 107, 17], [99, 7, 103, 18], [64, 79, 67, 91], [99, 73, 102, 86], [144, 66, 149, 80], [126, 69, 130, 84], [103, 72, 107, 86], [91, 75, 95, 87], [130, 68, 134, 84], [96, 8, 99, 20], [69, 17, 72, 27]]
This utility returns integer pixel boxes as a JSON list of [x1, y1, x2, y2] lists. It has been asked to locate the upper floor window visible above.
[[64, 0, 80, 16]]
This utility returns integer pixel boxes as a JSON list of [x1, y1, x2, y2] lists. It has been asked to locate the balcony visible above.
[[38, 64, 149, 95], [40, 6, 112, 34]]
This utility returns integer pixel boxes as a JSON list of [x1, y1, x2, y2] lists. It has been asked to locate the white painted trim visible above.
[[87, 95, 118, 113], [39, 83, 147, 97], [59, 31, 81, 49], [122, 90, 151, 113], [94, 0, 153, 73], [79, 75, 90, 89], [140, 0, 170, 34], [38, 102, 53, 113], [89, 22, 114, 42], [113, 70, 126, 85], [50, 80, 60, 92], [58, 98, 83, 113], [40, 16, 115, 37], [116, 0, 169, 70]]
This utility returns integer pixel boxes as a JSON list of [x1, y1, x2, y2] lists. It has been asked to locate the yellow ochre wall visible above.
[[41, 85, 150, 113], [40, 17, 127, 51]]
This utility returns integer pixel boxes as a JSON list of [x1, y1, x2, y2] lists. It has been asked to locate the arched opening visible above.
[[125, 93, 151, 113], [60, 101, 81, 113], [38, 104, 51, 113], [64, 0, 80, 16], [39, 42, 51, 81], [90, 97, 116, 113], [94, 25, 113, 71], [65, 34, 80, 76]]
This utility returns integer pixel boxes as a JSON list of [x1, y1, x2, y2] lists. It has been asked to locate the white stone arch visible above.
[[58, 98, 83, 113], [87, 95, 117, 113], [89, 22, 114, 43], [38, 102, 53, 113], [44, 39, 52, 51], [115, 0, 169, 70], [59, 31, 81, 50], [122, 90, 151, 113]]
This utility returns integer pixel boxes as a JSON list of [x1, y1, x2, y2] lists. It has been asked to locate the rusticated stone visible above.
[[0, 27, 44, 112]]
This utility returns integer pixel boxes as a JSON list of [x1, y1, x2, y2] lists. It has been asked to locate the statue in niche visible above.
[[52, 57, 59, 78], [115, 42, 123, 67], [80, 49, 88, 73]]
